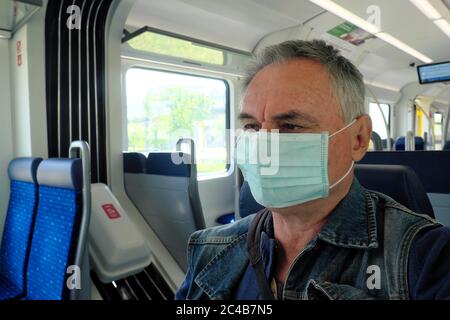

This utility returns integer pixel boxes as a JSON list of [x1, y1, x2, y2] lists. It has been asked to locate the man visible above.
[[176, 40, 450, 300]]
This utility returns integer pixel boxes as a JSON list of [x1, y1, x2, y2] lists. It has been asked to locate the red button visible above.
[[102, 204, 121, 219]]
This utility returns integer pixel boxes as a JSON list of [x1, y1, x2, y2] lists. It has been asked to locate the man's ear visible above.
[[351, 115, 372, 162]]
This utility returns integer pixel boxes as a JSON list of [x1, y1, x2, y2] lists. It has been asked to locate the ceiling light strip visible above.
[[309, 0, 433, 63], [434, 19, 450, 37], [410, 0, 450, 39], [364, 80, 400, 92], [376, 33, 433, 63], [409, 0, 441, 20], [309, 0, 381, 33]]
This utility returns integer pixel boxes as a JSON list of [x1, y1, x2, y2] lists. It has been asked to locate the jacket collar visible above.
[[194, 233, 250, 300], [317, 178, 379, 249], [194, 178, 378, 299]]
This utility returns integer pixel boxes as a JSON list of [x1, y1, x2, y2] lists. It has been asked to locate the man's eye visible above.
[[280, 123, 304, 131], [243, 123, 260, 131]]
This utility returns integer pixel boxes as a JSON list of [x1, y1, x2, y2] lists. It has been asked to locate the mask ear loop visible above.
[[330, 162, 354, 189], [328, 119, 357, 189], [329, 119, 357, 139]]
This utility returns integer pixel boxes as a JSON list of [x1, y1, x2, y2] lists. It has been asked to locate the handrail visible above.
[[366, 85, 392, 151], [444, 102, 450, 144], [406, 131, 415, 151], [68, 140, 91, 300], [175, 138, 205, 229], [176, 138, 196, 165]]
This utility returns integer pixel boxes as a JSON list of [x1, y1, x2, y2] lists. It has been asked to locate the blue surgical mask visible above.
[[236, 120, 356, 208]]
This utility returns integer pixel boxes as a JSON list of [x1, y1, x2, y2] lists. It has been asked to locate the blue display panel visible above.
[[418, 61, 450, 84]]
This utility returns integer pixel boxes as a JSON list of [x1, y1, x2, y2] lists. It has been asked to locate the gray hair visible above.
[[243, 39, 365, 124]]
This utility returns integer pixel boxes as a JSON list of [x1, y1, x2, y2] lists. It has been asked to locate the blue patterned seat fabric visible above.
[[24, 159, 82, 300], [25, 186, 81, 300], [0, 158, 42, 300]]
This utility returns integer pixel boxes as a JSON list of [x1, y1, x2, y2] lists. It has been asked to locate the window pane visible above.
[[434, 113, 443, 124], [369, 103, 390, 140], [127, 31, 224, 65], [125, 68, 228, 175], [434, 112, 443, 149]]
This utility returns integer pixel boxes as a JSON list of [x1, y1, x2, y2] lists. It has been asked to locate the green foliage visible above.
[[162, 87, 215, 133], [128, 31, 224, 65], [127, 86, 227, 174]]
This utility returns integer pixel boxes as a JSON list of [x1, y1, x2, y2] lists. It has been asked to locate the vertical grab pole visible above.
[[444, 102, 450, 144], [366, 85, 392, 151], [175, 138, 205, 229], [69, 140, 91, 300], [406, 131, 415, 151]]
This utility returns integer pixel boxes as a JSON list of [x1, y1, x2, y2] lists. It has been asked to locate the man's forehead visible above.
[[242, 61, 340, 122]]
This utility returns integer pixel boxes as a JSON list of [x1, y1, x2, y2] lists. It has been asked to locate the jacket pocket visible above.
[[306, 279, 376, 300]]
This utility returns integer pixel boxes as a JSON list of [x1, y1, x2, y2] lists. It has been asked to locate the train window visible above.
[[125, 68, 229, 176], [127, 30, 224, 66], [434, 112, 443, 149], [369, 102, 390, 140]]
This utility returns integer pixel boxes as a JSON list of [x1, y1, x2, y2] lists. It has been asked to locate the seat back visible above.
[[26, 159, 83, 300], [354, 164, 435, 218], [371, 132, 383, 151], [123, 152, 146, 174], [443, 141, 450, 151], [0, 158, 42, 291], [359, 151, 450, 194], [124, 152, 204, 272], [395, 136, 425, 150], [239, 181, 264, 218], [238, 164, 435, 219]]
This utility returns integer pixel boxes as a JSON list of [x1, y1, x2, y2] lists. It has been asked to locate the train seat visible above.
[[123, 152, 146, 174], [124, 152, 205, 272], [238, 164, 435, 219], [395, 136, 425, 151], [0, 158, 42, 300], [24, 159, 87, 300], [443, 141, 450, 151], [239, 181, 264, 218], [354, 164, 434, 218]]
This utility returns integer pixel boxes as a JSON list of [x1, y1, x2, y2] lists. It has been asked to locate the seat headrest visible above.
[[444, 141, 450, 151], [239, 181, 264, 218], [354, 164, 434, 218], [239, 164, 435, 219], [395, 136, 425, 151], [37, 158, 83, 191], [146, 152, 191, 177], [8, 157, 42, 183], [123, 152, 146, 173]]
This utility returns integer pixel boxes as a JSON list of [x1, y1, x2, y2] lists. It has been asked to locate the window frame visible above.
[[433, 111, 444, 147], [124, 66, 231, 177], [122, 26, 252, 69], [368, 102, 391, 140], [434, 112, 443, 125]]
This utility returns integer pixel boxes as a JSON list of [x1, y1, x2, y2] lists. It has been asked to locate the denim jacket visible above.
[[176, 179, 440, 300]]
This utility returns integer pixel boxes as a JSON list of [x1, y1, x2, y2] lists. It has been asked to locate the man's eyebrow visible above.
[[238, 112, 256, 121], [271, 110, 318, 124]]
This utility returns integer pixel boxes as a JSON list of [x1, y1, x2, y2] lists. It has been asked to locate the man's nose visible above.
[[261, 122, 278, 131]]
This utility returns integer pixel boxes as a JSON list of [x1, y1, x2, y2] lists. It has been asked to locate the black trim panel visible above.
[[45, 0, 113, 183]]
